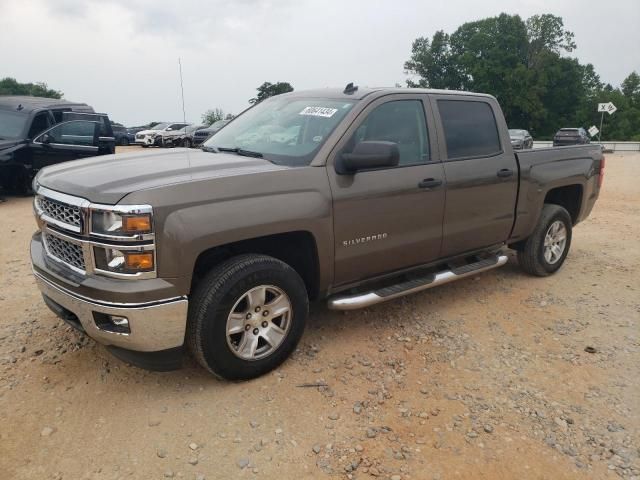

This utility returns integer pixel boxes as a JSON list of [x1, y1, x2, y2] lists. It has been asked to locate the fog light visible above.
[[93, 312, 131, 334], [110, 315, 129, 328]]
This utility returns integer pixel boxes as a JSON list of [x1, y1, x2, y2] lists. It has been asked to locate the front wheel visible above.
[[187, 254, 308, 380], [517, 204, 572, 276]]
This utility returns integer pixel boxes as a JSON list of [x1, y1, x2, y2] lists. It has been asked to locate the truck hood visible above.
[[35, 148, 287, 204]]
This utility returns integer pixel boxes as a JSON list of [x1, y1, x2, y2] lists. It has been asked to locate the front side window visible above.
[[38, 121, 96, 146], [438, 100, 501, 160], [346, 100, 430, 166], [204, 96, 355, 166]]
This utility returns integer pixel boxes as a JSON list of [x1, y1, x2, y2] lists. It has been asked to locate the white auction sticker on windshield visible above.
[[299, 106, 338, 118]]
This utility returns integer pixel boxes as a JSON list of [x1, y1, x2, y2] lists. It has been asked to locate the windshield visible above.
[[203, 96, 355, 166], [509, 129, 525, 138], [151, 123, 170, 130], [0, 110, 29, 139]]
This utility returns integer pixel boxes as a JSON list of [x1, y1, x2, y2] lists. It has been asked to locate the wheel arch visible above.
[[190, 231, 321, 300], [543, 184, 583, 225]]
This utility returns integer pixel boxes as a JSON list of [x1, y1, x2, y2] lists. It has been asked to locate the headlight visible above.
[[88, 204, 156, 278], [91, 210, 152, 236], [93, 247, 155, 275]]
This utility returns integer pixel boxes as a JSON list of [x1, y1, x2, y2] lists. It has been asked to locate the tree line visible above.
[[404, 13, 640, 140]]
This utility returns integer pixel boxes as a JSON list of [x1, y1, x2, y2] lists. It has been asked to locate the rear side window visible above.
[[37, 120, 96, 146], [438, 100, 501, 159]]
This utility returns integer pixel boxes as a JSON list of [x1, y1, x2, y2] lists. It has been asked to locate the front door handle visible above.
[[497, 168, 514, 178], [418, 178, 443, 189]]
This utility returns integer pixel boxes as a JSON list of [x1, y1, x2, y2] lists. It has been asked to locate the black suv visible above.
[[0, 96, 115, 193], [553, 127, 590, 147]]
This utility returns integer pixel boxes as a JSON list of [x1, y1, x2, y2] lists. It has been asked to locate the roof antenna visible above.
[[178, 57, 192, 172], [343, 82, 358, 94], [178, 57, 187, 127]]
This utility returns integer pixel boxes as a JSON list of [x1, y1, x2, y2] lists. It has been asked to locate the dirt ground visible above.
[[0, 151, 638, 480]]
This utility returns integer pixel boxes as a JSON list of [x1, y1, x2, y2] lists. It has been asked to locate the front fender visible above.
[[122, 166, 334, 295]]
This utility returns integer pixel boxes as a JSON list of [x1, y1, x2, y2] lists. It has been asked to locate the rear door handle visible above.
[[497, 168, 514, 178], [418, 178, 443, 189]]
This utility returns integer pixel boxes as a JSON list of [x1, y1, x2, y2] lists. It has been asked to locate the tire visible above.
[[183, 138, 192, 148], [187, 254, 308, 380], [517, 204, 572, 276], [141, 144, 148, 148], [121, 137, 130, 146]]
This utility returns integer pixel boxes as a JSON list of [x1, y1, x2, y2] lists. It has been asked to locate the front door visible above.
[[30, 120, 100, 171], [430, 94, 519, 257], [327, 95, 446, 286]]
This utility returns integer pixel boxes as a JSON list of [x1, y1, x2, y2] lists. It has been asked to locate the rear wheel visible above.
[[517, 204, 572, 276], [187, 254, 308, 380]]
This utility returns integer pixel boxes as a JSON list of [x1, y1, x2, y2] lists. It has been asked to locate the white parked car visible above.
[[134, 122, 189, 148]]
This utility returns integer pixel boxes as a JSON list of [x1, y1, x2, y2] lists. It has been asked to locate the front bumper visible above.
[[192, 135, 209, 146], [34, 271, 188, 353], [134, 135, 157, 146]]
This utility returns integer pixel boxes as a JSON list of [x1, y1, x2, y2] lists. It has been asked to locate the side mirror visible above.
[[41, 133, 53, 145], [166, 127, 173, 131], [336, 141, 399, 174]]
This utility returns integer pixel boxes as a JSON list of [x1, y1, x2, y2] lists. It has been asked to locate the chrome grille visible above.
[[37, 196, 81, 228], [44, 233, 85, 271]]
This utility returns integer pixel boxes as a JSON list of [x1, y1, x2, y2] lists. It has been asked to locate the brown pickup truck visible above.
[[30, 85, 605, 380]]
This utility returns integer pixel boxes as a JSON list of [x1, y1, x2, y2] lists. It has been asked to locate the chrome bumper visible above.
[[34, 271, 188, 352]]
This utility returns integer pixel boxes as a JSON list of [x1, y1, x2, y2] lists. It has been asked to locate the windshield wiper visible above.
[[217, 147, 263, 158]]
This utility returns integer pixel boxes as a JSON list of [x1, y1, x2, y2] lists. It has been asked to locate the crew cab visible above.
[[0, 96, 115, 193], [30, 85, 604, 380]]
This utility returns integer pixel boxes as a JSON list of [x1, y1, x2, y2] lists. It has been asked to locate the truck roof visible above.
[[284, 86, 494, 101], [0, 95, 93, 113]]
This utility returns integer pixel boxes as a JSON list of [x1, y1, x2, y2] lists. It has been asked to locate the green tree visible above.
[[405, 31, 461, 89], [525, 14, 576, 68], [249, 82, 294, 104], [0, 77, 63, 98], [202, 108, 226, 125], [621, 71, 640, 104]]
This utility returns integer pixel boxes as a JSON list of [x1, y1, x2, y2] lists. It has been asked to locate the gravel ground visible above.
[[0, 151, 638, 480]]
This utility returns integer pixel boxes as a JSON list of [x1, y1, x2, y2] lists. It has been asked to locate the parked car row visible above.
[[133, 121, 230, 148]]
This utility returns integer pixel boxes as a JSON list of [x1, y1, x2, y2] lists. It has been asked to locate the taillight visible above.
[[597, 156, 605, 188]]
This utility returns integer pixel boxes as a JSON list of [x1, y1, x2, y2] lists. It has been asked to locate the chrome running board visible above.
[[327, 254, 509, 311]]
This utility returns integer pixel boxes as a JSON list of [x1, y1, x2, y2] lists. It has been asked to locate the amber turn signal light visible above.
[[124, 252, 154, 270], [122, 214, 152, 233]]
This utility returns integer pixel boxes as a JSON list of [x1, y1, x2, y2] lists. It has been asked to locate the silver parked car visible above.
[[509, 129, 533, 150]]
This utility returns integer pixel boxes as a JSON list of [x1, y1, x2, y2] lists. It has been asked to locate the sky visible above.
[[1, 0, 639, 126]]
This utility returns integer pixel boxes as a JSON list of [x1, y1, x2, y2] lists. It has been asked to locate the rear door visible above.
[[327, 94, 446, 286], [430, 94, 518, 257], [63, 112, 115, 153]]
